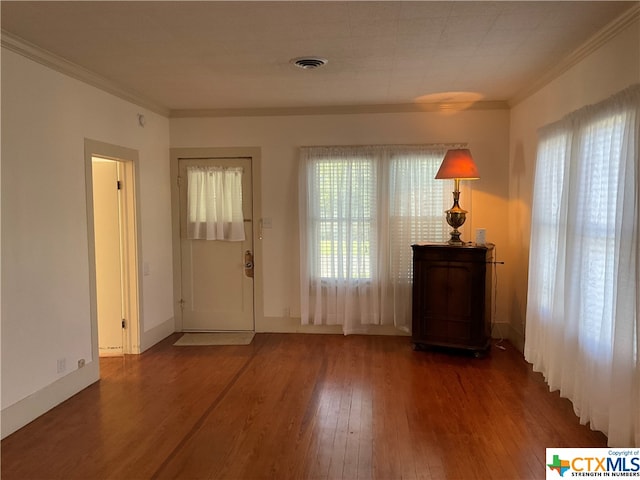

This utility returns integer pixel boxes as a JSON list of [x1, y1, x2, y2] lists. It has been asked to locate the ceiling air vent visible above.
[[291, 57, 328, 69]]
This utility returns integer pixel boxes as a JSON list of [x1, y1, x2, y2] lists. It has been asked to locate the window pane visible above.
[[311, 157, 376, 280], [389, 151, 449, 282], [572, 113, 625, 351], [530, 131, 570, 316]]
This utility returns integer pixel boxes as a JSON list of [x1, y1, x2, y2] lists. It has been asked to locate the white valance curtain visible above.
[[186, 166, 245, 241], [525, 85, 639, 447], [299, 145, 455, 335]]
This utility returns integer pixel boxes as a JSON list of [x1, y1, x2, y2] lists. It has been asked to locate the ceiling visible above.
[[1, 1, 635, 115]]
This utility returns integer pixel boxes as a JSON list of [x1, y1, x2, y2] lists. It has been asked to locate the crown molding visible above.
[[169, 100, 509, 118], [7, 1, 634, 120], [1, 26, 507, 119], [509, 3, 640, 107], [1, 29, 170, 117]]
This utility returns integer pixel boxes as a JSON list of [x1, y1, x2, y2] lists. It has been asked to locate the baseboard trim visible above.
[[509, 324, 525, 353], [491, 321, 511, 341], [140, 316, 175, 353], [256, 316, 410, 336], [258, 317, 522, 351], [490, 322, 525, 353], [1, 360, 99, 439]]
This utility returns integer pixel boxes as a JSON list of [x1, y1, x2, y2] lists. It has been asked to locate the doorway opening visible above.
[[85, 140, 141, 359]]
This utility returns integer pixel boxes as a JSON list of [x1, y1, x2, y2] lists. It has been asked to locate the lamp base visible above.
[[447, 229, 464, 245], [445, 193, 467, 245]]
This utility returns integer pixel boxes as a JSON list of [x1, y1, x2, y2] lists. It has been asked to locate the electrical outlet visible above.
[[57, 358, 66, 374], [78, 359, 85, 369]]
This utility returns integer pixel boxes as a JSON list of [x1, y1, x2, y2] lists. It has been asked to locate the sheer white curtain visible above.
[[388, 150, 451, 328], [525, 85, 639, 447], [299, 145, 454, 335], [187, 166, 245, 241]]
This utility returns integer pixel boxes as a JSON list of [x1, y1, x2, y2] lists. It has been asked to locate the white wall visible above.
[[170, 107, 512, 333], [1, 49, 174, 437], [507, 17, 640, 350]]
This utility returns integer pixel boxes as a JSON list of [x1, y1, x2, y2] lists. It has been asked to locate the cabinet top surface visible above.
[[412, 242, 495, 251]]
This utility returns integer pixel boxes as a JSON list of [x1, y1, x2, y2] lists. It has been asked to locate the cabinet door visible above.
[[421, 262, 450, 343], [422, 262, 475, 344]]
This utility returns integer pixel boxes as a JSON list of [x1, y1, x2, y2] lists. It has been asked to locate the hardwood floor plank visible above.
[[2, 333, 607, 480]]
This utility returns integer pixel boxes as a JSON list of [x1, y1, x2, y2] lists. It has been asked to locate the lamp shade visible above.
[[435, 149, 480, 179]]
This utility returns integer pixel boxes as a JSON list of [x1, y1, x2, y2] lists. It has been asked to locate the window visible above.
[[572, 113, 625, 351], [528, 131, 569, 318], [186, 166, 245, 241], [299, 145, 457, 334], [312, 157, 376, 280], [388, 153, 450, 283]]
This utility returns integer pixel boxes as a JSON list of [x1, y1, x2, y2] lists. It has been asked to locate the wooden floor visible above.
[[2, 333, 606, 480]]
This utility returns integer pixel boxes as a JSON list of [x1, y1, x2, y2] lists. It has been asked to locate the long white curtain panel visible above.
[[525, 84, 639, 447]]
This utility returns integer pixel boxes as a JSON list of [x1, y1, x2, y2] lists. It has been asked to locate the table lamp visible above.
[[435, 148, 480, 245]]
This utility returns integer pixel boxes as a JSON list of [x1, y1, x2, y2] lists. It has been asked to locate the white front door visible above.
[[178, 157, 254, 331]]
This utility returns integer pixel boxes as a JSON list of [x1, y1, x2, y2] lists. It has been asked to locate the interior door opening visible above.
[[89, 153, 140, 357]]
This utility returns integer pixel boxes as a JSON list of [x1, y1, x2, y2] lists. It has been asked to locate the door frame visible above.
[[170, 147, 263, 332], [85, 139, 142, 358]]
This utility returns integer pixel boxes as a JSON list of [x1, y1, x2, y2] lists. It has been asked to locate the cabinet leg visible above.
[[473, 347, 490, 358]]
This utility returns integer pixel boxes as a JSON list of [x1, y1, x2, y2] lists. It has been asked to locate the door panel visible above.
[[179, 158, 254, 331], [92, 158, 123, 355]]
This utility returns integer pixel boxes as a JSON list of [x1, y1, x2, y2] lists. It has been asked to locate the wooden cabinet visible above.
[[411, 243, 494, 355]]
